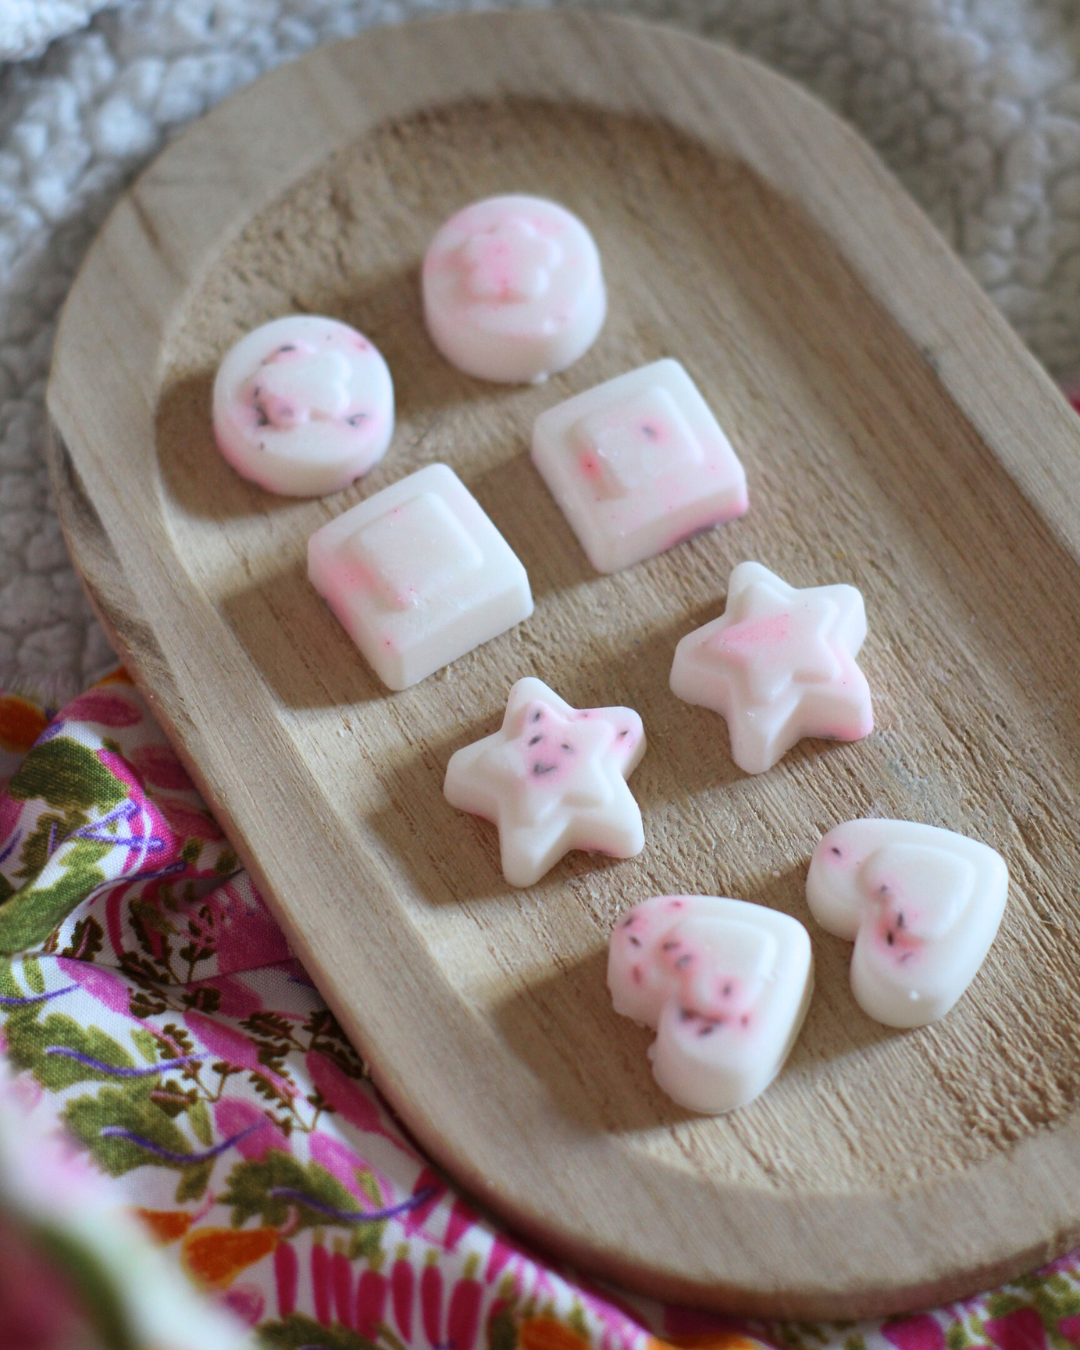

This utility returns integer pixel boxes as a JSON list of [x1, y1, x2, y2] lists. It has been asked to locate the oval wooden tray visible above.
[[46, 10, 1080, 1319]]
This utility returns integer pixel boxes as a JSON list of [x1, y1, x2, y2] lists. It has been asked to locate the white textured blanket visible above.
[[2, 0, 1079, 692]]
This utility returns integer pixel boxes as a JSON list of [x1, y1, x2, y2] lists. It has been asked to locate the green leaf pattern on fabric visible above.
[[0, 838, 112, 952], [261, 1313, 379, 1349], [7, 736, 126, 812], [8, 679, 1080, 1350]]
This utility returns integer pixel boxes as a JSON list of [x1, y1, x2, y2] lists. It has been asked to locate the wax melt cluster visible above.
[[608, 817, 1009, 1112], [208, 191, 1011, 1120]]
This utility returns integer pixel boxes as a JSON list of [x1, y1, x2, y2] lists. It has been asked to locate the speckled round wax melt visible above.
[[212, 314, 394, 497]]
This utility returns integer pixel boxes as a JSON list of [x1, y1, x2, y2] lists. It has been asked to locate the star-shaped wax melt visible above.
[[669, 561, 873, 774], [806, 819, 1008, 1027], [444, 677, 646, 888], [608, 895, 813, 1113]]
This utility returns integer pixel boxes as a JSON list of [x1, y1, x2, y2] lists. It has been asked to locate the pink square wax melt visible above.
[[308, 463, 533, 690], [531, 359, 748, 573]]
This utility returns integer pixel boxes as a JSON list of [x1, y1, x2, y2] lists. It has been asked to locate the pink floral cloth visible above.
[[1, 672, 1080, 1350]]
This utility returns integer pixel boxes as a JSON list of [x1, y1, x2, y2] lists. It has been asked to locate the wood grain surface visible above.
[[45, 10, 1080, 1318]]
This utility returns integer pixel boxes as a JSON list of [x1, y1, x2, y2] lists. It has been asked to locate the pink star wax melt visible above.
[[444, 676, 645, 887], [530, 359, 748, 573], [422, 194, 606, 384], [212, 315, 394, 497], [608, 895, 813, 1114], [670, 561, 873, 774], [806, 819, 1008, 1028], [307, 463, 533, 690]]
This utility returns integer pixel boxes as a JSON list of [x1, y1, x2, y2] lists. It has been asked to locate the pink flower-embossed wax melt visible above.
[[444, 676, 645, 887], [608, 895, 813, 1113], [806, 819, 1008, 1027], [422, 195, 606, 384], [308, 463, 533, 690], [670, 561, 873, 774], [213, 315, 394, 496], [531, 360, 748, 573]]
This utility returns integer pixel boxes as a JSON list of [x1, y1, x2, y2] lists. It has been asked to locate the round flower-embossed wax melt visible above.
[[212, 315, 394, 497], [422, 194, 606, 384]]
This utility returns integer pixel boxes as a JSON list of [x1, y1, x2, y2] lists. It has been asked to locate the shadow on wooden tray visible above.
[[464, 451, 597, 602], [365, 736, 642, 906], [219, 557, 390, 707], [492, 944, 701, 1133], [490, 871, 904, 1137], [153, 260, 501, 523], [360, 627, 752, 908]]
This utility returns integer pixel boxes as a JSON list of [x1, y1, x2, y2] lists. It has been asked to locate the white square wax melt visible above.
[[531, 360, 748, 574], [308, 463, 533, 690]]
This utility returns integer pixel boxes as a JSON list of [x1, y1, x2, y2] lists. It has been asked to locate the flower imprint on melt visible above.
[[212, 314, 394, 497], [245, 342, 362, 432], [422, 194, 605, 382], [460, 217, 563, 303]]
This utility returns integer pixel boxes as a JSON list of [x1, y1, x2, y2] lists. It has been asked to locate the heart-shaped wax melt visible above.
[[806, 819, 1009, 1028], [608, 895, 812, 1114]]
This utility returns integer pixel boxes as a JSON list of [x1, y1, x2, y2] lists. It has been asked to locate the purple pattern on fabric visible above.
[[4, 672, 1080, 1350]]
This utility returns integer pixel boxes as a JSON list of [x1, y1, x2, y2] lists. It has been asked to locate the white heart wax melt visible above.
[[422, 194, 606, 384], [608, 895, 813, 1114], [670, 561, 873, 774], [531, 359, 748, 574], [444, 676, 645, 888], [307, 463, 532, 690], [806, 819, 1009, 1028], [213, 315, 394, 496]]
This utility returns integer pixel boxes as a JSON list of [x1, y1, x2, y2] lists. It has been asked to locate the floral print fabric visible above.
[[2, 671, 1080, 1350]]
